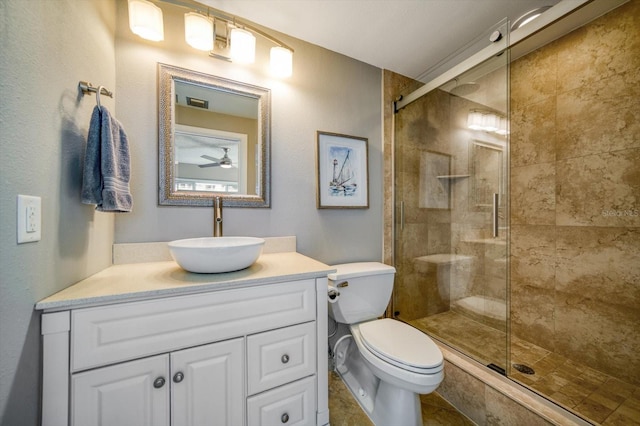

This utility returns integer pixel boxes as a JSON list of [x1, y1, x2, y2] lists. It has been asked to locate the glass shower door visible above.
[[393, 51, 509, 372]]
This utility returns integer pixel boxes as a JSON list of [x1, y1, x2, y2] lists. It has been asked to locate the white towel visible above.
[[81, 106, 133, 212]]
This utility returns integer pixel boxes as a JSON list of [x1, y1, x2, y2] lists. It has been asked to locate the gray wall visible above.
[[0, 1, 116, 424], [0, 0, 382, 423], [113, 0, 383, 265]]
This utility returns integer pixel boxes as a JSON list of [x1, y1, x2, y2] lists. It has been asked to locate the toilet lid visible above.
[[358, 319, 443, 371]]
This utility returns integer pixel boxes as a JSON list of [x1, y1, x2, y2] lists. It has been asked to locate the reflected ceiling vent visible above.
[[186, 97, 208, 109], [511, 6, 553, 31]]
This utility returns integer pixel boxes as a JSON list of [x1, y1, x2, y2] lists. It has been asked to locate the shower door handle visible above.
[[492, 193, 499, 238]]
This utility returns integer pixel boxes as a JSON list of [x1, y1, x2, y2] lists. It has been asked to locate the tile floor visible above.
[[409, 311, 640, 425], [328, 371, 474, 426]]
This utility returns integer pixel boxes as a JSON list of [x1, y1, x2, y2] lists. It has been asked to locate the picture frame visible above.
[[316, 131, 369, 209]]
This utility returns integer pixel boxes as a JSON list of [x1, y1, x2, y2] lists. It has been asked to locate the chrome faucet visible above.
[[213, 196, 223, 237]]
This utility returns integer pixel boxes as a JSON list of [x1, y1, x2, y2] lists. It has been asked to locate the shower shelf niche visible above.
[[437, 174, 470, 179]]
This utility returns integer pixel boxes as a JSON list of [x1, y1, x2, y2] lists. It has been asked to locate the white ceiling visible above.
[[200, 0, 560, 81]]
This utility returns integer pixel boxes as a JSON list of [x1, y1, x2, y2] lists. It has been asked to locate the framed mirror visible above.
[[469, 140, 504, 209], [158, 63, 270, 207]]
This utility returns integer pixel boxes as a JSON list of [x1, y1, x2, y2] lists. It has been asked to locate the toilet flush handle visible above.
[[328, 289, 340, 300]]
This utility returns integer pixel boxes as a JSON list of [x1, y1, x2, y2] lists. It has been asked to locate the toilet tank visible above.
[[328, 262, 396, 324]]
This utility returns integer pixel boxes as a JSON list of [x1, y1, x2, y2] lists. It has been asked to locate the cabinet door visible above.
[[171, 338, 244, 426], [71, 354, 169, 426]]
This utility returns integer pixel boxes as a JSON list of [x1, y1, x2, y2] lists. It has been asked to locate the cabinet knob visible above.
[[281, 354, 290, 364], [281, 413, 289, 423], [173, 372, 184, 383], [153, 377, 166, 389]]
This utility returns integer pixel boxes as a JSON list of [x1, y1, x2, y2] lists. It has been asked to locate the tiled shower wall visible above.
[[509, 0, 639, 386]]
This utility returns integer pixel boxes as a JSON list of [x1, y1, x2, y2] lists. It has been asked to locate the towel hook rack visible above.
[[79, 81, 113, 107], [95, 86, 105, 109]]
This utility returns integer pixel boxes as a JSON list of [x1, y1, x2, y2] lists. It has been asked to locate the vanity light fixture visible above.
[[128, 0, 295, 77], [184, 12, 213, 51], [128, 0, 164, 42], [468, 110, 508, 135], [230, 28, 256, 64]]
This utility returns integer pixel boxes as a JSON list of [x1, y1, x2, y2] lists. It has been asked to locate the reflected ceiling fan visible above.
[[199, 147, 232, 169]]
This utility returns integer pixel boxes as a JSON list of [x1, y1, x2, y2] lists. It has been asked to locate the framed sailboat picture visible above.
[[316, 131, 369, 208]]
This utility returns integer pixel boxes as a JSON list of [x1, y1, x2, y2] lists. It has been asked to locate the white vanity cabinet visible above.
[[72, 339, 244, 426], [38, 253, 332, 426], [71, 339, 244, 426]]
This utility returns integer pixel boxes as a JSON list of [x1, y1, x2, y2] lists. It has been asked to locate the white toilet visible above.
[[328, 262, 444, 426]]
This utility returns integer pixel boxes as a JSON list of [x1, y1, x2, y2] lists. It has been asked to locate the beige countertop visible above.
[[36, 251, 334, 312]]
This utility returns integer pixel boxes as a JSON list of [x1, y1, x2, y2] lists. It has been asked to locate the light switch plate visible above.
[[17, 195, 41, 243]]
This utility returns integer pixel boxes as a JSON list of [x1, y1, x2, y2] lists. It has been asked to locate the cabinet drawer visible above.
[[71, 279, 315, 371], [247, 322, 316, 395], [247, 376, 316, 426]]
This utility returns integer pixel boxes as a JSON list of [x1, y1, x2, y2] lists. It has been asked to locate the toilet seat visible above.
[[357, 319, 443, 374], [349, 320, 444, 395]]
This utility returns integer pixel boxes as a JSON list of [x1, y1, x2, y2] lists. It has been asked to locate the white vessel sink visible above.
[[168, 237, 265, 273]]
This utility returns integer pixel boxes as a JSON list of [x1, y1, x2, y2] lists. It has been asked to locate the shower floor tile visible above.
[[407, 311, 640, 425]]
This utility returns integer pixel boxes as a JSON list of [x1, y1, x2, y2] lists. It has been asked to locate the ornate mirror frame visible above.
[[158, 63, 271, 207]]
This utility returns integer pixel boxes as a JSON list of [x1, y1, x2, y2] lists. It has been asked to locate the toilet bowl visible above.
[[328, 262, 444, 426], [351, 319, 443, 393]]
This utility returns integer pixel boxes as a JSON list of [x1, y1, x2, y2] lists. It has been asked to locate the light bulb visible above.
[[230, 28, 256, 64], [270, 46, 293, 78], [482, 113, 499, 132], [467, 111, 484, 130], [496, 116, 509, 135], [128, 0, 164, 42], [184, 13, 213, 51]]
